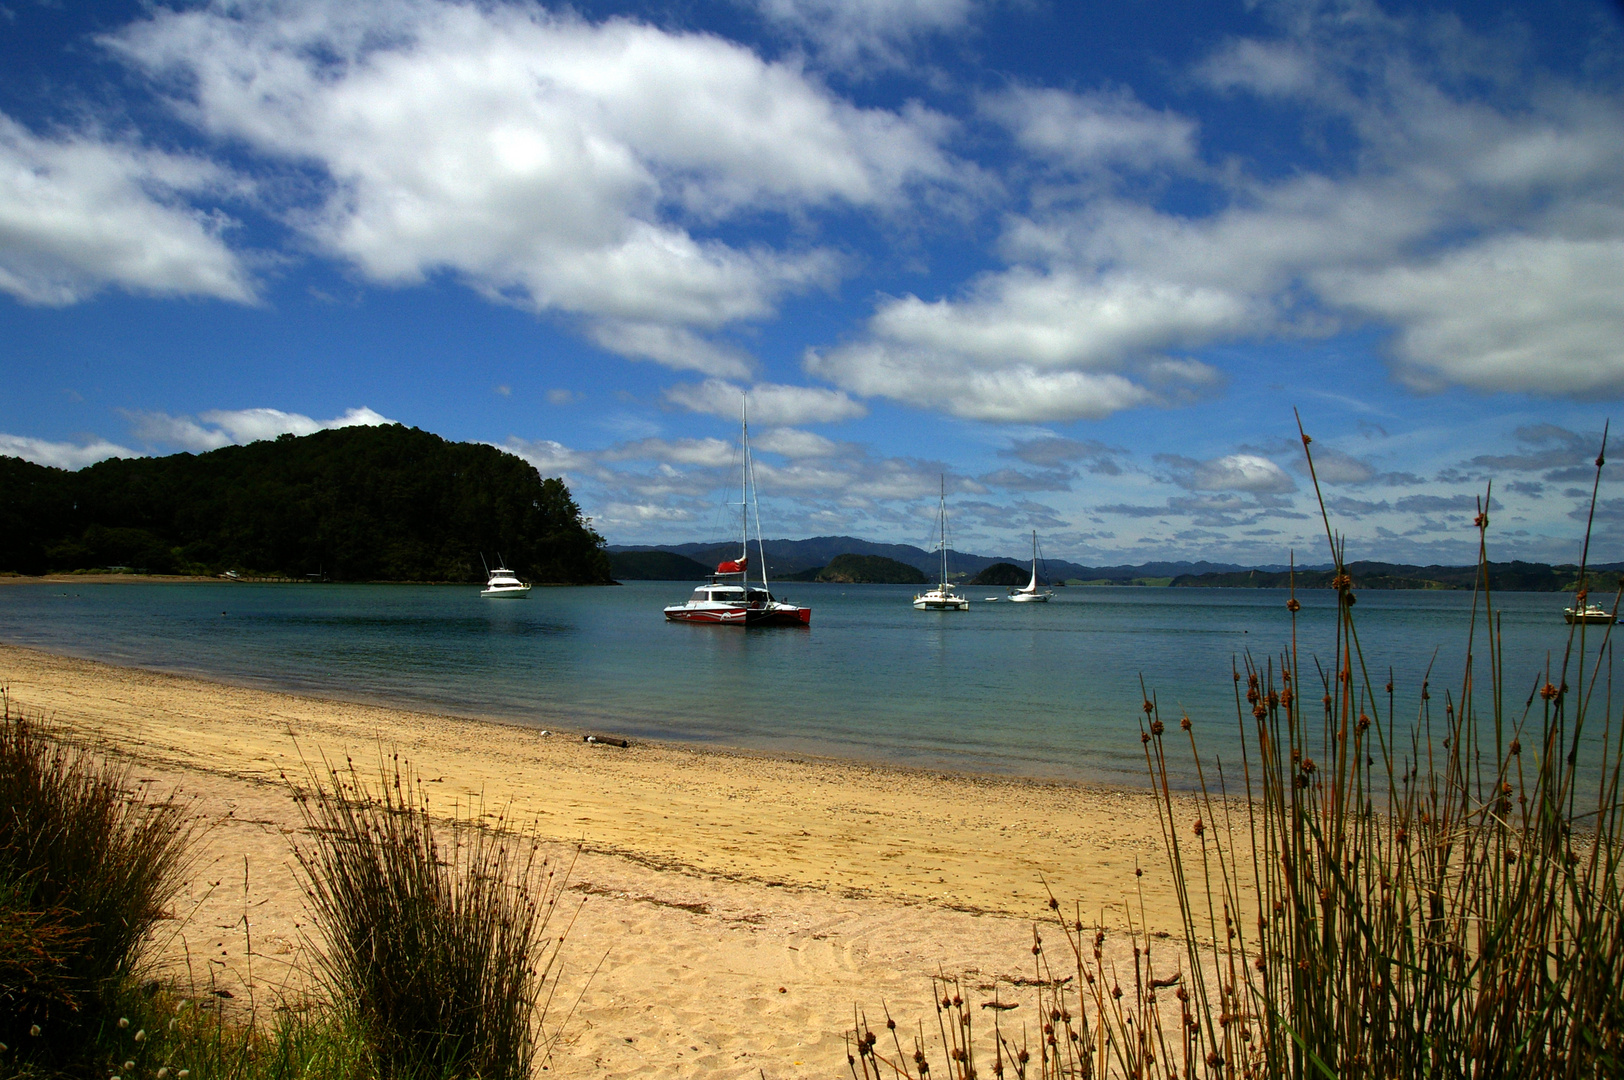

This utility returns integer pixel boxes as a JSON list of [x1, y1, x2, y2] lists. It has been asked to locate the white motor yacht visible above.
[[481, 557, 531, 597], [1565, 602, 1616, 625]]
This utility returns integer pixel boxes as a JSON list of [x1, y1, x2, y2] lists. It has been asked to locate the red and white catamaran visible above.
[[662, 400, 811, 628]]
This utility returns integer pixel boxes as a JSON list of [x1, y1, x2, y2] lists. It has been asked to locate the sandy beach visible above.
[[0, 642, 1201, 1078]]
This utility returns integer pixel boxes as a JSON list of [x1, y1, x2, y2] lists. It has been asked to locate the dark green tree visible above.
[[0, 426, 611, 583]]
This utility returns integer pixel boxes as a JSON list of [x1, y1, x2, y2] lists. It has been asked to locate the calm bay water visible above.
[[0, 579, 1603, 785]]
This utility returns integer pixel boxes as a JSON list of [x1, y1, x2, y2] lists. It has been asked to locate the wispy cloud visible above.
[[126, 406, 394, 452], [0, 433, 141, 470]]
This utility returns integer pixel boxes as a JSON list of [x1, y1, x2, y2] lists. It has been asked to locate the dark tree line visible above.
[[0, 425, 611, 583]]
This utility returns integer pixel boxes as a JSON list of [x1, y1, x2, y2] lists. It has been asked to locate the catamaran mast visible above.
[[939, 475, 949, 589]]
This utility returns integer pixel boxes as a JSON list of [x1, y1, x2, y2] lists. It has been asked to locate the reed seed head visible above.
[[1286, 598, 1301, 613], [118, 1018, 129, 1030], [1180, 716, 1191, 731]]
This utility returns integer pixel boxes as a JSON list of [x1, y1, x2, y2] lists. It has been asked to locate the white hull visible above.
[[660, 397, 811, 628], [914, 589, 969, 610], [1565, 604, 1616, 625], [481, 561, 531, 597], [916, 476, 968, 611], [1007, 531, 1054, 603]]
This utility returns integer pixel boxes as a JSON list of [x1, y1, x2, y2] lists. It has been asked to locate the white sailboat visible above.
[[1008, 531, 1054, 603], [914, 477, 969, 611]]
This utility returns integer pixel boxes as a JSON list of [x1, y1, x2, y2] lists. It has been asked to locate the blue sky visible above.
[[3, 0, 1623, 565]]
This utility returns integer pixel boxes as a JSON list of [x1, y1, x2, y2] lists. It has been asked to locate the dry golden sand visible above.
[[0, 642, 1197, 1078]]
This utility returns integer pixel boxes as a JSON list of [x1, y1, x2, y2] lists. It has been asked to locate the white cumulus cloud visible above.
[[0, 113, 252, 306], [665, 378, 868, 425], [111, 0, 954, 369], [752, 0, 982, 68], [751, 427, 847, 458], [1159, 453, 1297, 494], [808, 268, 1232, 421], [814, 5, 1624, 419], [1324, 236, 1624, 395], [0, 434, 142, 470], [128, 407, 393, 452], [982, 86, 1199, 174]]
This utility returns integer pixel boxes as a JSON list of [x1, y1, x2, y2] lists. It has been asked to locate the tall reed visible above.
[[851, 418, 1623, 1078], [289, 755, 575, 1080], [0, 697, 198, 1066]]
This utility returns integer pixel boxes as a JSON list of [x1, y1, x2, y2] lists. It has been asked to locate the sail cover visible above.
[[716, 556, 748, 573]]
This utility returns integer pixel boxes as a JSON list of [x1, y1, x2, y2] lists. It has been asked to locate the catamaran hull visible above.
[[664, 604, 810, 626]]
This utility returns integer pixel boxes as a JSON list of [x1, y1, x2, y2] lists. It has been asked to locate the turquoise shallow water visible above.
[[0, 579, 1605, 785]]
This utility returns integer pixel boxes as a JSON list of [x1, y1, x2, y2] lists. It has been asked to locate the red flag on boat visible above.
[[716, 556, 748, 573]]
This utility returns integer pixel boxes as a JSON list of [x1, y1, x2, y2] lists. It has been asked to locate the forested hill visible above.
[[0, 425, 612, 583]]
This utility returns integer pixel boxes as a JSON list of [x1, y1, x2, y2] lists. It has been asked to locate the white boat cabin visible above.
[[689, 584, 771, 605]]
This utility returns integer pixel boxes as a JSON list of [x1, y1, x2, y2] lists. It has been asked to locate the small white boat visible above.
[[481, 556, 531, 597], [914, 477, 969, 611], [1008, 530, 1055, 603], [1565, 602, 1616, 625]]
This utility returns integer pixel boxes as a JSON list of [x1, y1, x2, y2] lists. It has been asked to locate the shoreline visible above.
[[0, 641, 1195, 1079]]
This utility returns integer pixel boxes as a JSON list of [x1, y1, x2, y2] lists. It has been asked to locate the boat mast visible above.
[[739, 397, 749, 569], [745, 400, 771, 593], [939, 475, 949, 589]]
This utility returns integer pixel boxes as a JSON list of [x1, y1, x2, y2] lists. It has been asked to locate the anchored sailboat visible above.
[[662, 399, 810, 627], [1008, 531, 1054, 603], [914, 477, 970, 611]]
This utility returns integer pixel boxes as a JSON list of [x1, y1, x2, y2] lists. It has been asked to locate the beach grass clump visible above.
[[43, 982, 370, 1080], [289, 755, 574, 1080], [852, 419, 1623, 1079], [0, 697, 198, 1069]]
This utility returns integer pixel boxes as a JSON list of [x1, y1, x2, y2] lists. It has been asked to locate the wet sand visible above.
[[0, 643, 1201, 1079]]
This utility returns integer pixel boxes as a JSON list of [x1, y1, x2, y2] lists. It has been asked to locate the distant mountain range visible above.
[[609, 536, 1624, 591], [609, 535, 1299, 583]]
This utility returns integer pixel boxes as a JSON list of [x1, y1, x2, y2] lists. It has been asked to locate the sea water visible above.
[[0, 580, 1603, 785]]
